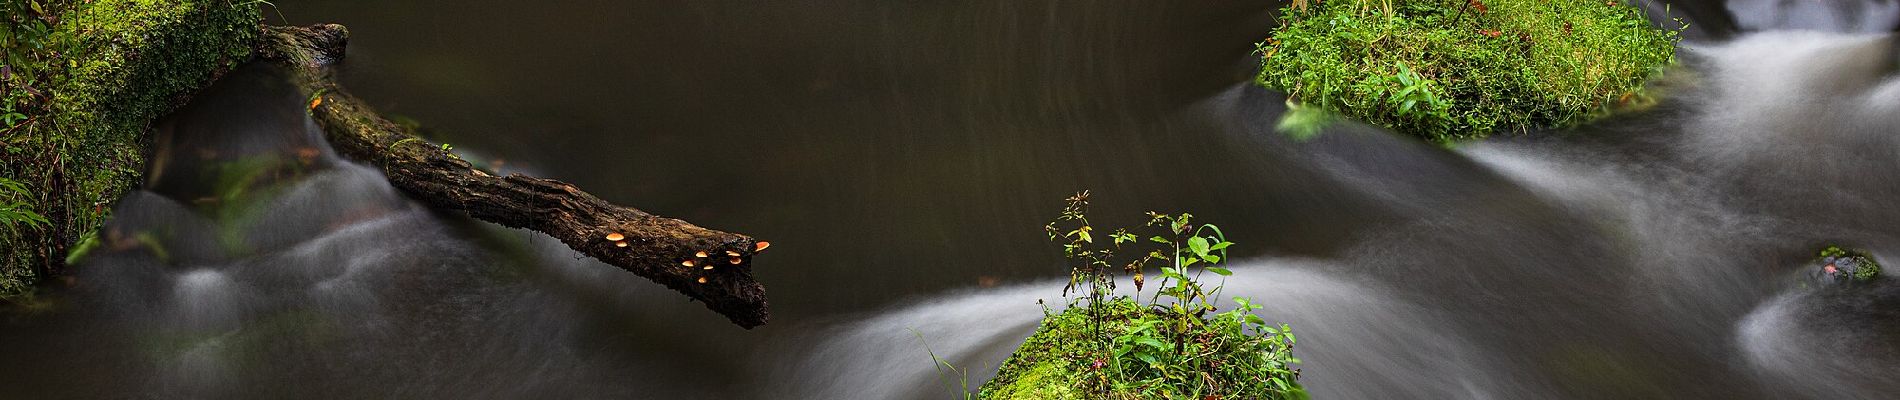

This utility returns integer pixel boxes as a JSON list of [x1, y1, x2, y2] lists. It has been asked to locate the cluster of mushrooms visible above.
[[602, 232, 769, 284]]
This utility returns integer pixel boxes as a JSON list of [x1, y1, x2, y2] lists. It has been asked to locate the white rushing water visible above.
[[775, 28, 1900, 398], [765, 261, 1509, 399]]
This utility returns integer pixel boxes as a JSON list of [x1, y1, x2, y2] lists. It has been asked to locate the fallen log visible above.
[[253, 24, 770, 328]]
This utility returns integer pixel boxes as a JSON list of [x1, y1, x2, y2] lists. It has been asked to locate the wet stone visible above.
[[1808, 246, 1883, 286]]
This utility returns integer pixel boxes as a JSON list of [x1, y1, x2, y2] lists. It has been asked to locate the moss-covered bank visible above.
[[0, 0, 259, 300], [1256, 0, 1681, 142]]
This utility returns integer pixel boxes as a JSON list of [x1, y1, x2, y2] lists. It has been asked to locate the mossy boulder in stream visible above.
[[977, 305, 1091, 400], [1256, 0, 1682, 142], [0, 0, 259, 300], [1808, 245, 1881, 286], [981, 200, 1305, 399], [977, 299, 1306, 400]]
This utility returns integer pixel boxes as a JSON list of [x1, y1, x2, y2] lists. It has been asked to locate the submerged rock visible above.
[[1807, 245, 1882, 286]]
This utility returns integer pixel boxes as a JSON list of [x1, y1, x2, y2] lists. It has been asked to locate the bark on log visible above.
[[253, 24, 769, 328]]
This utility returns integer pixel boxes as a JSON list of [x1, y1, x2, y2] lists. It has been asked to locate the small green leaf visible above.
[[1207, 267, 1232, 276], [1137, 337, 1167, 349], [1135, 353, 1159, 366]]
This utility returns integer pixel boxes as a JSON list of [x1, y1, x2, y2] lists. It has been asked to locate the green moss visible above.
[[1256, 0, 1681, 142], [983, 361, 1084, 400], [0, 0, 259, 300], [1857, 259, 1881, 282], [979, 307, 1091, 400], [978, 299, 1305, 400]]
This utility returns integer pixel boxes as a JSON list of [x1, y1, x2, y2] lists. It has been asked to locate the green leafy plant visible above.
[[1256, 0, 1682, 142], [3, 0, 68, 134], [977, 192, 1304, 399], [0, 177, 47, 229]]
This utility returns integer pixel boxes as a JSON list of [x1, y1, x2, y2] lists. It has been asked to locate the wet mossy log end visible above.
[[255, 24, 770, 328]]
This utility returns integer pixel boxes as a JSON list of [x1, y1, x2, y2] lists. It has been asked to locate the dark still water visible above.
[[6, 1, 1900, 398]]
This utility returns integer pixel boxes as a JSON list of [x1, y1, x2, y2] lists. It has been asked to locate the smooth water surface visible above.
[[5, 1, 1900, 398]]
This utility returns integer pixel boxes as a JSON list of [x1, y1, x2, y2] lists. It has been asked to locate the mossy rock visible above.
[[1256, 0, 1681, 142], [980, 358, 1086, 400], [978, 299, 1305, 400], [0, 0, 260, 300], [1810, 245, 1881, 286], [978, 307, 1091, 400]]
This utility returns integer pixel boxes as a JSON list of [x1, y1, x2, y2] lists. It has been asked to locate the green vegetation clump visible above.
[[976, 192, 1304, 400], [1256, 0, 1681, 142], [1816, 245, 1881, 284], [1, 0, 259, 299], [981, 297, 1301, 400]]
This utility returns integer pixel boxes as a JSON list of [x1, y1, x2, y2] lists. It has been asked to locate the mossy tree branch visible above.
[[254, 24, 770, 328]]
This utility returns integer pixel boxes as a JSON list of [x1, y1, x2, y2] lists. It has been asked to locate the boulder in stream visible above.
[[1807, 245, 1882, 286]]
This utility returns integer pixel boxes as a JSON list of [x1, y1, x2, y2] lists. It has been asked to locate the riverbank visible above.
[[1, 0, 259, 300]]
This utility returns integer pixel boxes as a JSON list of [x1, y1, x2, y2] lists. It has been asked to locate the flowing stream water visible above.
[[5, 1, 1900, 398]]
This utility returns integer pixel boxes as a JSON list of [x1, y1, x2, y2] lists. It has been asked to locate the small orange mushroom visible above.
[[615, 241, 629, 248], [695, 251, 709, 258], [755, 241, 771, 252], [309, 96, 323, 110], [682, 260, 695, 267], [697, 277, 708, 284], [726, 250, 741, 257], [728, 257, 742, 265], [703, 265, 714, 270], [605, 232, 625, 241]]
